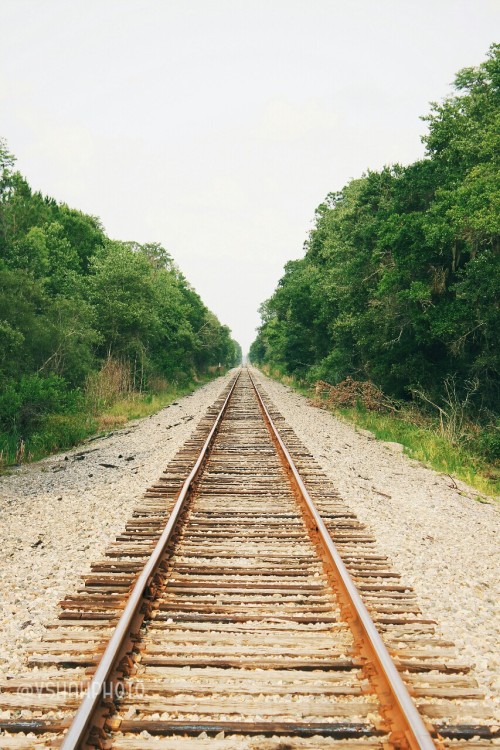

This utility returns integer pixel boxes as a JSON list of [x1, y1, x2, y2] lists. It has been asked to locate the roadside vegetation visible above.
[[0, 145, 241, 468], [251, 46, 499, 497], [259, 364, 499, 497]]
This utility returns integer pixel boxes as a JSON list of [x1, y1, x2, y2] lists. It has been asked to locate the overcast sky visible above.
[[1, 1, 498, 353]]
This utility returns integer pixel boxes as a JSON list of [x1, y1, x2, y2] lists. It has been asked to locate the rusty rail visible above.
[[60, 371, 241, 750], [60, 366, 437, 750], [248, 370, 436, 750]]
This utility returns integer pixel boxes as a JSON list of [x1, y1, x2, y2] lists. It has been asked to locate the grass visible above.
[[0, 412, 97, 468], [336, 406, 499, 497], [0, 370, 225, 472], [258, 364, 500, 499], [97, 372, 219, 426]]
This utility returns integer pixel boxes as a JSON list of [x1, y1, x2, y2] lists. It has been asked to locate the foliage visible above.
[[262, 364, 499, 497], [96, 367, 227, 426], [0, 139, 240, 465], [336, 404, 499, 497], [0, 374, 80, 434], [251, 45, 500, 460]]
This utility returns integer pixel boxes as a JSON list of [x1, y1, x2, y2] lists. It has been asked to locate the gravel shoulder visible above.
[[0, 371, 235, 676], [1, 365, 498, 718], [251, 367, 500, 715]]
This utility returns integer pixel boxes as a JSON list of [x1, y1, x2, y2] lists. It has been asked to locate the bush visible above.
[[28, 413, 95, 456], [0, 374, 82, 435], [85, 357, 132, 412], [472, 423, 500, 464]]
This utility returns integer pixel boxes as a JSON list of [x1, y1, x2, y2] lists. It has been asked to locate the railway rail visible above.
[[0, 368, 496, 749]]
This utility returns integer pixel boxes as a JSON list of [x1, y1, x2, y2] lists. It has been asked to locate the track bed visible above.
[[0, 371, 495, 749]]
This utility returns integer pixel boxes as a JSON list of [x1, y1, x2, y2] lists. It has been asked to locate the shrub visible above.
[[471, 423, 500, 464], [28, 413, 95, 456], [0, 374, 81, 435], [85, 357, 132, 412]]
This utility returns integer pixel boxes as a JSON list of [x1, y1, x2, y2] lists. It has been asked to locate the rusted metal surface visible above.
[[0, 368, 495, 750], [249, 371, 436, 750], [60, 372, 241, 750]]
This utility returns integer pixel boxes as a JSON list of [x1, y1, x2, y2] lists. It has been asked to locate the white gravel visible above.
[[0, 371, 235, 677], [250, 367, 500, 717], [1, 365, 498, 720]]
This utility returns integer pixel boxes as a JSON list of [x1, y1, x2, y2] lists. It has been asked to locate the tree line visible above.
[[250, 45, 499, 455], [0, 143, 241, 459]]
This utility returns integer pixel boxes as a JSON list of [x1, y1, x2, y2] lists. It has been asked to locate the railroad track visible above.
[[0, 368, 496, 749]]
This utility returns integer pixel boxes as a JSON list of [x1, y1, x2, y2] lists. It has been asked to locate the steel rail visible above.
[[61, 370, 241, 750], [248, 370, 436, 750]]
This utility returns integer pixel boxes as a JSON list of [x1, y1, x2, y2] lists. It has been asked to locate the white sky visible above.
[[1, 1, 498, 353]]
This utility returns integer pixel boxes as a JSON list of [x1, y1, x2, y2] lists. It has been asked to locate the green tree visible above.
[[252, 45, 499, 413]]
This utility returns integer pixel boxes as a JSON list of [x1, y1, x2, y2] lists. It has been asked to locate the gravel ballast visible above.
[[0, 366, 498, 719], [0, 371, 235, 676], [250, 367, 500, 717]]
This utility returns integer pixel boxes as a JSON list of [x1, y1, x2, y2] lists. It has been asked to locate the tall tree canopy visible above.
[[251, 45, 499, 415], [0, 140, 241, 444]]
